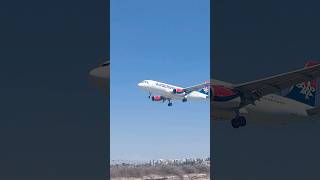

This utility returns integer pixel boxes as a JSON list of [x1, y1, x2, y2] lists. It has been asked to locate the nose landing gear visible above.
[[231, 116, 247, 128]]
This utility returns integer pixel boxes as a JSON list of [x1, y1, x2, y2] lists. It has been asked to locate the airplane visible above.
[[137, 80, 210, 106], [212, 61, 320, 128]]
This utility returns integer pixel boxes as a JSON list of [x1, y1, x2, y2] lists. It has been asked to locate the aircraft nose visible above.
[[89, 66, 109, 79], [137, 83, 143, 87]]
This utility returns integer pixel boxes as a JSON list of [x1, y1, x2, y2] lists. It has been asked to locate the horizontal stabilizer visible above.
[[307, 106, 320, 116]]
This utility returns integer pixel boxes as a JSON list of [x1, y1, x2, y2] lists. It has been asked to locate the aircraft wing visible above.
[[184, 81, 210, 94], [234, 64, 320, 105]]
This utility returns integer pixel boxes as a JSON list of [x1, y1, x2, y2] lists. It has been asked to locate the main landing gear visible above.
[[168, 99, 173, 106], [148, 92, 151, 99], [231, 116, 247, 128], [182, 98, 187, 102]]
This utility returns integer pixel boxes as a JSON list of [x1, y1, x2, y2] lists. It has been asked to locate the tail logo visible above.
[[198, 86, 209, 95], [202, 86, 209, 93], [296, 81, 316, 100]]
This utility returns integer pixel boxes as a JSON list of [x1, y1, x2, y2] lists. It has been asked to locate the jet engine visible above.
[[152, 96, 164, 101], [172, 88, 185, 94]]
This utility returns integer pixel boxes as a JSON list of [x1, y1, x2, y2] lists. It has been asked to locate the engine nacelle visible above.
[[172, 88, 185, 94], [211, 85, 241, 108], [152, 95, 164, 101]]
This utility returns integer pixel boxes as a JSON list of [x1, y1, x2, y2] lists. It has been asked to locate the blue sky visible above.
[[111, 0, 210, 161]]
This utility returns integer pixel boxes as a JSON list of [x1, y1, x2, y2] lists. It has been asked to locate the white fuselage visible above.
[[138, 80, 208, 101], [212, 79, 315, 123]]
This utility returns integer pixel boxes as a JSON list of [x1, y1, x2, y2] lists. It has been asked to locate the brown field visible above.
[[111, 164, 209, 180]]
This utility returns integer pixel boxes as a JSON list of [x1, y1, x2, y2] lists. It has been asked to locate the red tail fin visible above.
[[305, 60, 318, 68], [305, 60, 319, 88]]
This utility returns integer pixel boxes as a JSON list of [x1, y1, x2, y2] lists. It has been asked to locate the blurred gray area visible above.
[[0, 0, 109, 179]]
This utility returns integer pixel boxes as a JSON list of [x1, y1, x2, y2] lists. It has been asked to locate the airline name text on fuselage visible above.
[[155, 82, 176, 90]]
